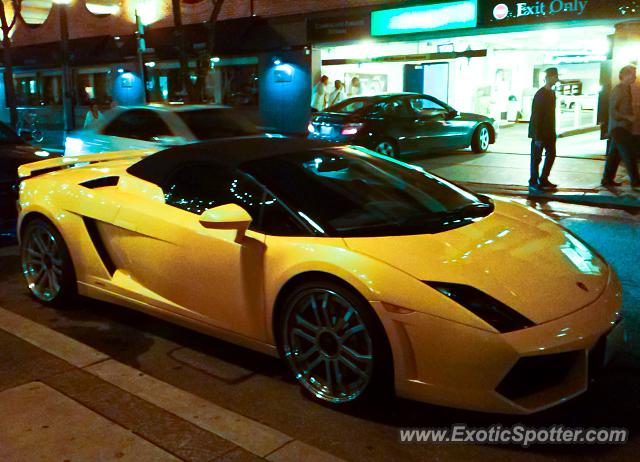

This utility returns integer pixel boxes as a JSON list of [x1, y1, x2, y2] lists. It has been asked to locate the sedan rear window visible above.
[[325, 98, 373, 114], [177, 109, 261, 140]]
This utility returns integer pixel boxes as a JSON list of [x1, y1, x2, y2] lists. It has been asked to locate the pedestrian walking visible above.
[[311, 75, 329, 112], [327, 80, 346, 107], [601, 65, 640, 189], [84, 100, 103, 128], [529, 68, 559, 190]]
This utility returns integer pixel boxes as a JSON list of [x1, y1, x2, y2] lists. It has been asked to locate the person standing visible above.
[[84, 100, 103, 128], [348, 76, 362, 97], [311, 75, 329, 112], [327, 80, 346, 107], [601, 65, 640, 189], [528, 67, 560, 190]]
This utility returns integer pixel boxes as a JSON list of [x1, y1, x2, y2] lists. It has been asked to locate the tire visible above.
[[471, 124, 491, 153], [277, 279, 392, 406], [20, 218, 76, 306], [373, 139, 398, 158]]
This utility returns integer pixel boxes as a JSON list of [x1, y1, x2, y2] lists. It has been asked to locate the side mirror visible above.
[[199, 203, 252, 241], [445, 110, 459, 120], [152, 135, 186, 147]]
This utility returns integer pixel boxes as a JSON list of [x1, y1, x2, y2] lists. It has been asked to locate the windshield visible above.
[[178, 109, 262, 140], [242, 147, 493, 237], [325, 98, 375, 114]]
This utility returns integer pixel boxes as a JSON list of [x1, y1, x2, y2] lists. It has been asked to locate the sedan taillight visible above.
[[341, 123, 364, 136]]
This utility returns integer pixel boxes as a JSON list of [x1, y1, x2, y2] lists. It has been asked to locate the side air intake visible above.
[[82, 217, 116, 276], [80, 176, 119, 189]]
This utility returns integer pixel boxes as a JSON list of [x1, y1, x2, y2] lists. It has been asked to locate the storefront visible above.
[[310, 0, 640, 136]]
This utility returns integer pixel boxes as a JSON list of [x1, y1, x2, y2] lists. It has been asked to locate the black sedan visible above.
[[308, 93, 497, 157], [0, 121, 56, 234]]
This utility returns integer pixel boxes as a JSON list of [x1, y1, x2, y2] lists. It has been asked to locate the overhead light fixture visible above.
[[145, 61, 156, 68]]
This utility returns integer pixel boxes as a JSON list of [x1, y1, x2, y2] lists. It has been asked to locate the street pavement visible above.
[[0, 199, 638, 461]]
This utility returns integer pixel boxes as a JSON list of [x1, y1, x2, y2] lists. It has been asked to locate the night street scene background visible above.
[[0, 1, 639, 461]]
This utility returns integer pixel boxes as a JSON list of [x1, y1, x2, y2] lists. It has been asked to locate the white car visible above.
[[65, 104, 262, 156]]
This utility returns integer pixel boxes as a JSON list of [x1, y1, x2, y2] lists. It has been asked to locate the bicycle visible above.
[[17, 112, 44, 144]]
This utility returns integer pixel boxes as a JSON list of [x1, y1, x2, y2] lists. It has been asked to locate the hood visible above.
[[344, 200, 609, 324], [460, 113, 494, 124]]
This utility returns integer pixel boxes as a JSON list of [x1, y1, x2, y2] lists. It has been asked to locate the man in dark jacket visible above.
[[529, 68, 559, 190], [602, 65, 640, 188]]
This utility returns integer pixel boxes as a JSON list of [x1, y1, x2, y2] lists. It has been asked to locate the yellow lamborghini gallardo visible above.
[[17, 137, 624, 413]]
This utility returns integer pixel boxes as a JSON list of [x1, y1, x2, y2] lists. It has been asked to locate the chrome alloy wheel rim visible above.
[[479, 127, 490, 151], [375, 141, 395, 157], [22, 226, 63, 302], [283, 289, 374, 403]]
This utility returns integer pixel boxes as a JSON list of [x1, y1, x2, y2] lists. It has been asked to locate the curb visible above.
[[461, 182, 640, 211]]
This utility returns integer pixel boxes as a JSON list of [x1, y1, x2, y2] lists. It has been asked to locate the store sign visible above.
[[482, 0, 640, 26], [308, 15, 371, 42], [493, 4, 510, 20], [371, 1, 478, 37]]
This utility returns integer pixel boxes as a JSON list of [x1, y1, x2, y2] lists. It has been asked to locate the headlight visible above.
[[425, 282, 535, 333]]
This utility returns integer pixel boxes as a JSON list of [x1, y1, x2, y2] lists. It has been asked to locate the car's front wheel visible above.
[[21, 218, 76, 306], [279, 280, 391, 406], [471, 124, 491, 153]]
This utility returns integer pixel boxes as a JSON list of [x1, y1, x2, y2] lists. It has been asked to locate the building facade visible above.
[[2, 0, 640, 135]]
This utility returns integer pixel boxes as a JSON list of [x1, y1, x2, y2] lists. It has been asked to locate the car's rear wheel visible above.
[[471, 124, 491, 153], [374, 139, 398, 158], [279, 280, 391, 406], [21, 218, 76, 306]]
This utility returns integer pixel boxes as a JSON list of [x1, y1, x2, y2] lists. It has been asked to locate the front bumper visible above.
[[372, 271, 623, 414]]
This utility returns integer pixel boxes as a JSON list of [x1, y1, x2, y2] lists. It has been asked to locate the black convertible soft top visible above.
[[126, 135, 335, 185]]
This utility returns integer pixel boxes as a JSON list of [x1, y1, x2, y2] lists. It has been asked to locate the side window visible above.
[[163, 164, 307, 236], [338, 101, 366, 113], [380, 99, 409, 117], [408, 97, 447, 117], [103, 110, 172, 141]]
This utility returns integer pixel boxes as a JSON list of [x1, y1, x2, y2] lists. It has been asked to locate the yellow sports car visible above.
[[17, 138, 624, 414]]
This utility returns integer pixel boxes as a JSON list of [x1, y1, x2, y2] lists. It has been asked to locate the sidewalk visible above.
[[414, 126, 640, 210], [0, 301, 343, 462]]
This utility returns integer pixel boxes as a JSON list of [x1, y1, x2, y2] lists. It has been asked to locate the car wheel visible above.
[[374, 139, 398, 158], [279, 280, 391, 406], [21, 218, 76, 306], [471, 125, 491, 153]]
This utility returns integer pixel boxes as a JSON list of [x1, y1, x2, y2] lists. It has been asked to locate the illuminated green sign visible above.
[[371, 1, 478, 37]]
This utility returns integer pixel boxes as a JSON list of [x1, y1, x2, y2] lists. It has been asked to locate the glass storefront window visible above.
[[14, 76, 40, 106], [146, 64, 259, 106], [77, 72, 112, 105], [319, 25, 612, 133]]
